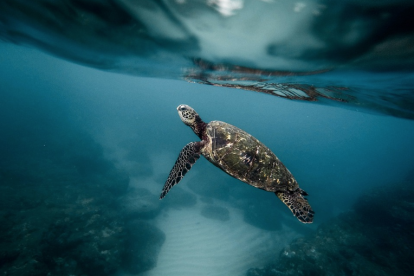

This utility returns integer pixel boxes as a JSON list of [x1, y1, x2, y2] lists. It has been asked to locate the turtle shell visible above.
[[202, 121, 298, 192]]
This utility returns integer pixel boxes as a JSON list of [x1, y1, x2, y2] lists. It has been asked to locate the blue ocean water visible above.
[[1, 1, 414, 275]]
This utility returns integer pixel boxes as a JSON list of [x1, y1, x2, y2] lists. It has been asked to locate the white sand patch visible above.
[[143, 201, 299, 276], [108, 144, 303, 275]]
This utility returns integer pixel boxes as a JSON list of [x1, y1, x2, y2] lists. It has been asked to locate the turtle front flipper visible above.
[[276, 189, 314, 223], [160, 141, 203, 199]]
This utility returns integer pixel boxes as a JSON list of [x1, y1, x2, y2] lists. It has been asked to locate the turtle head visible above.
[[177, 104, 206, 138], [177, 104, 199, 126]]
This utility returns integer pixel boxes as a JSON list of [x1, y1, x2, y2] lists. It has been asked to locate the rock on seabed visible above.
[[247, 182, 414, 276]]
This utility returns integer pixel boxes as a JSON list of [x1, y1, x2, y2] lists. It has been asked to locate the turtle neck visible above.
[[191, 115, 206, 140]]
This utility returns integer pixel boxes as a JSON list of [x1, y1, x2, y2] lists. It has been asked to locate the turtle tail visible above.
[[276, 188, 314, 223]]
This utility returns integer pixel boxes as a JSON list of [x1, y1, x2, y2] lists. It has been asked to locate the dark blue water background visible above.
[[2, 43, 412, 211]]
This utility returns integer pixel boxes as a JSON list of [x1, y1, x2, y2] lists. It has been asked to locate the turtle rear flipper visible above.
[[276, 189, 314, 223], [160, 141, 202, 199]]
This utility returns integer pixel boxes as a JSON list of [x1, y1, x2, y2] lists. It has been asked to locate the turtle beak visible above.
[[177, 105, 187, 111]]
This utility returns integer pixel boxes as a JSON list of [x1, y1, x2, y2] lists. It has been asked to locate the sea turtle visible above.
[[160, 104, 314, 223]]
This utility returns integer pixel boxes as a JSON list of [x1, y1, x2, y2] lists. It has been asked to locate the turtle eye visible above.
[[180, 106, 187, 111]]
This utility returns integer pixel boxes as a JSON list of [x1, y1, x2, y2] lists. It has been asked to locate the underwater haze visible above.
[[1, 1, 414, 276]]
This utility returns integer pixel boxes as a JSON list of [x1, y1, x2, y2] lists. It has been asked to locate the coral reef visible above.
[[123, 220, 166, 274], [247, 183, 414, 276], [0, 104, 166, 275]]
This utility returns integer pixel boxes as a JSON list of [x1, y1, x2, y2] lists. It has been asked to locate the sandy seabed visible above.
[[116, 153, 303, 276], [144, 201, 299, 276]]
